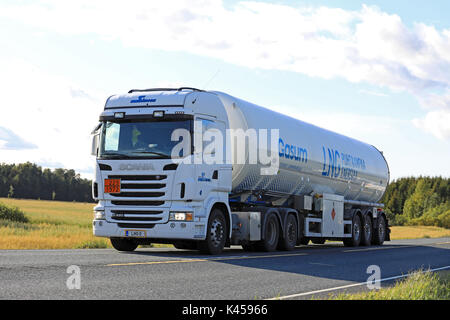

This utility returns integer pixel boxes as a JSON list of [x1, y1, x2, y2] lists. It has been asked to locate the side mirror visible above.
[[91, 134, 99, 156], [91, 123, 101, 156]]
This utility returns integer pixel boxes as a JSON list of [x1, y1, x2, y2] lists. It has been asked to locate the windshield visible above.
[[98, 120, 192, 159]]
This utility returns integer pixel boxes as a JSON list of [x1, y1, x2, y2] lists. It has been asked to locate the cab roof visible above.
[[104, 87, 205, 110]]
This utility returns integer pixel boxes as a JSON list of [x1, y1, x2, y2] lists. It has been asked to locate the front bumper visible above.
[[93, 219, 206, 240]]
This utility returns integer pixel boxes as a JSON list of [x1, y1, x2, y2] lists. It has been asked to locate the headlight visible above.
[[169, 212, 193, 221], [94, 207, 106, 220]]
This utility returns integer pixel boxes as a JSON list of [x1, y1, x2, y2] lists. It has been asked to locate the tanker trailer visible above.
[[91, 87, 390, 254]]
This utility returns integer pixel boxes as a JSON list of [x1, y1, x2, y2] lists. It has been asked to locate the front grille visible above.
[[110, 192, 165, 198], [111, 200, 165, 206], [111, 210, 163, 215], [108, 175, 166, 181], [121, 183, 165, 189], [118, 223, 155, 228], [107, 174, 169, 224], [111, 209, 164, 222], [108, 174, 167, 199]]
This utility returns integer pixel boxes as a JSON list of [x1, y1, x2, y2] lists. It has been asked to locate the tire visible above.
[[256, 213, 280, 252], [361, 214, 373, 246], [279, 214, 298, 251], [311, 238, 326, 245], [343, 215, 362, 247], [199, 208, 227, 255], [110, 238, 138, 252], [372, 215, 387, 245]]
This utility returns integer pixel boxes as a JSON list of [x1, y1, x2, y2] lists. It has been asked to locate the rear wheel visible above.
[[199, 208, 227, 255], [256, 213, 280, 252], [110, 238, 138, 252], [361, 215, 373, 246], [373, 215, 387, 245], [279, 214, 298, 251], [343, 215, 362, 247]]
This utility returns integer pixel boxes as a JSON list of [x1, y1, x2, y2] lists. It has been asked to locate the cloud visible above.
[[0, 57, 103, 178], [1, 1, 450, 139], [0, 126, 37, 150], [412, 110, 450, 140]]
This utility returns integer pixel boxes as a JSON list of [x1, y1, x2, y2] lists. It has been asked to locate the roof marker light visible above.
[[114, 112, 125, 119], [153, 111, 165, 118]]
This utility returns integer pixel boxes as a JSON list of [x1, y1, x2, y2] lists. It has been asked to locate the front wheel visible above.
[[199, 208, 227, 255], [110, 238, 138, 252]]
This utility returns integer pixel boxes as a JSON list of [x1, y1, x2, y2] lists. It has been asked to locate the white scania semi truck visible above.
[[91, 87, 390, 254]]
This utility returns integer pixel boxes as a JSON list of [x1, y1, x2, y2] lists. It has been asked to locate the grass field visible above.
[[0, 198, 108, 249], [0, 198, 449, 249], [325, 270, 450, 300]]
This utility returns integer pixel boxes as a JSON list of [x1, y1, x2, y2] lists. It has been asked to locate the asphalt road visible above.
[[0, 237, 449, 300]]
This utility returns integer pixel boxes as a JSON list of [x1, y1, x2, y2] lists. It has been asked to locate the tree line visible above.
[[0, 162, 93, 203], [381, 176, 450, 228], [0, 163, 449, 227]]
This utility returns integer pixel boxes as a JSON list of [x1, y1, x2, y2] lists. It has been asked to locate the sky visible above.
[[0, 0, 449, 180]]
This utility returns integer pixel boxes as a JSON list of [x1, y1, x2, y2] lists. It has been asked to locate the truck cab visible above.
[[92, 88, 232, 254]]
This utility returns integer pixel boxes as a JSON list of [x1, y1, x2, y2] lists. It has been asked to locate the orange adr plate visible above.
[[104, 179, 121, 193]]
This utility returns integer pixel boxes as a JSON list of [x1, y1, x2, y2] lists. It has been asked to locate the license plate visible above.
[[104, 178, 121, 193], [124, 230, 147, 237]]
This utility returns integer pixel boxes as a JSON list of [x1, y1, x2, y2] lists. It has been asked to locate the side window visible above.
[[195, 117, 226, 163]]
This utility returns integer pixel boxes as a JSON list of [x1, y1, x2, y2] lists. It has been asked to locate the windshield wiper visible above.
[[100, 152, 134, 159], [130, 151, 171, 158]]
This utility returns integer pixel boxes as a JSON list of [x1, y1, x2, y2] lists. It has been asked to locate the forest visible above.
[[0, 162, 93, 203], [381, 176, 450, 228]]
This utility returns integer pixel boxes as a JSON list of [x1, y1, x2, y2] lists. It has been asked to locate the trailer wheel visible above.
[[372, 215, 387, 245], [279, 214, 298, 251], [110, 238, 138, 252], [256, 213, 280, 252], [199, 208, 227, 255], [361, 215, 373, 246], [343, 215, 362, 247]]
